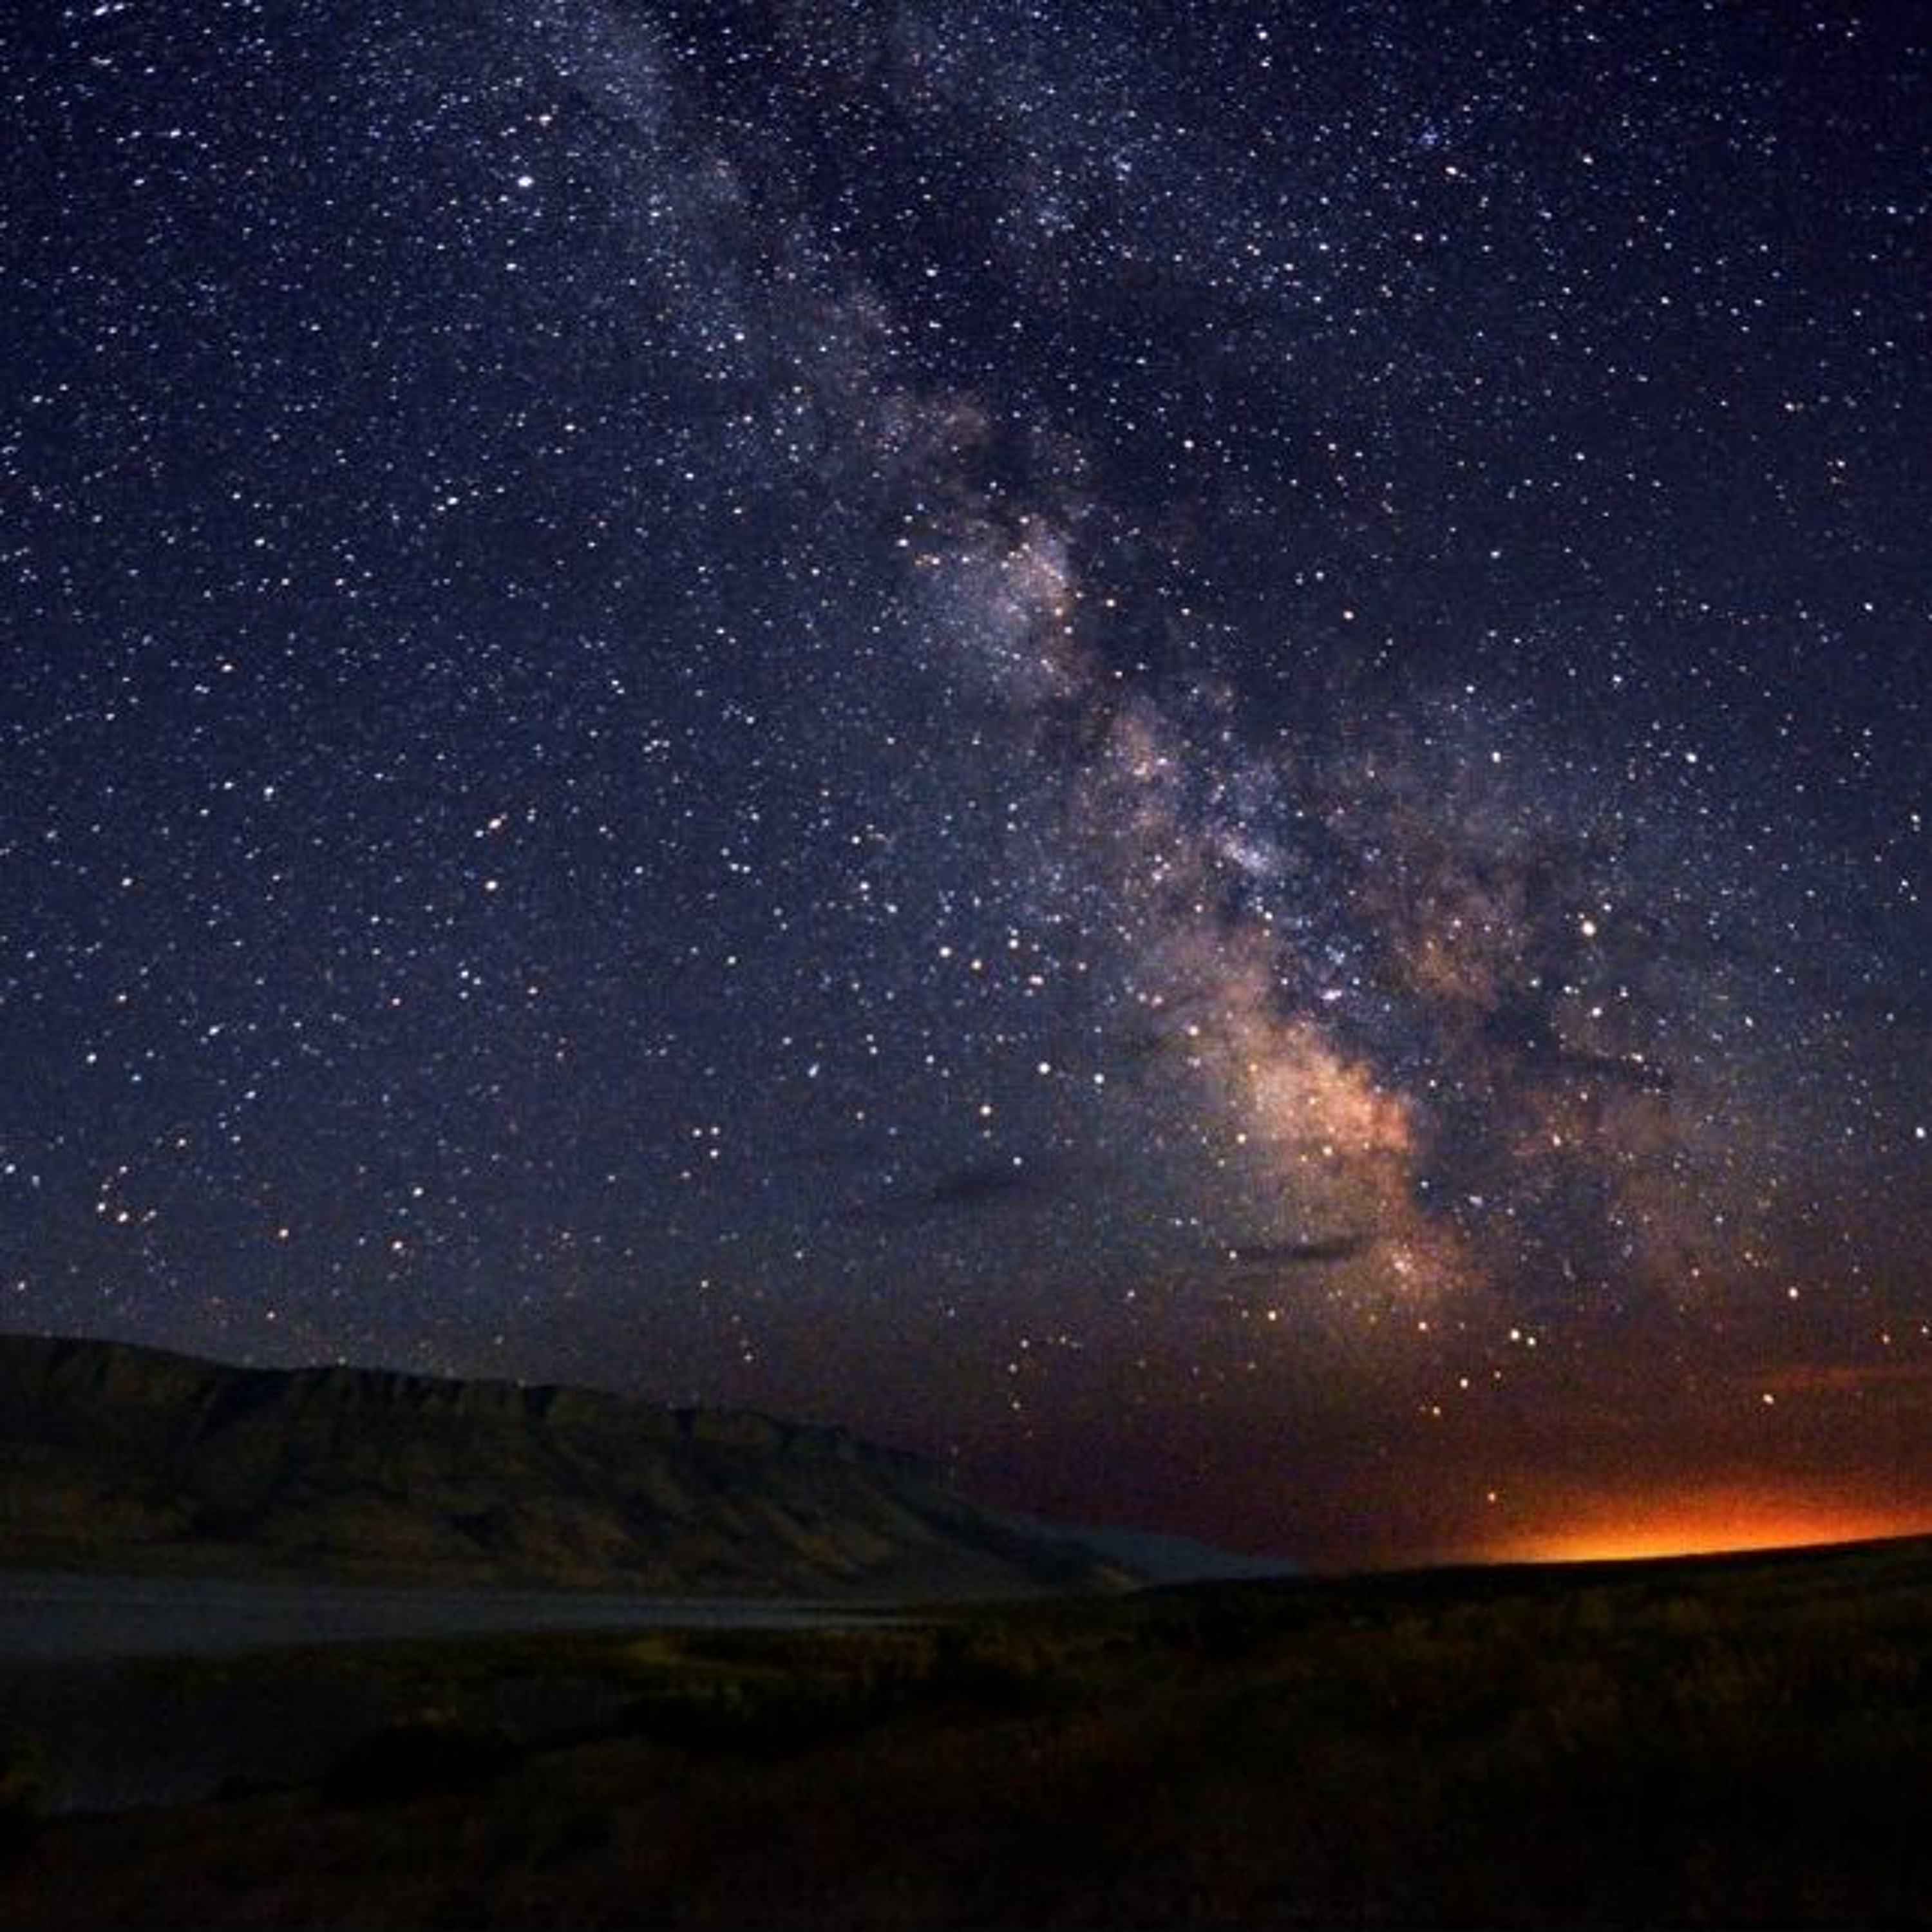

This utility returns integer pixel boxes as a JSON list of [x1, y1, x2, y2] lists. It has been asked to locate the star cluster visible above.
[[3, 1, 1926, 1564]]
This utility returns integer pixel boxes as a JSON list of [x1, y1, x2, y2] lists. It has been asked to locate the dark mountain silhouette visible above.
[[0, 1332, 1132, 1597], [1043, 1520, 1297, 1583]]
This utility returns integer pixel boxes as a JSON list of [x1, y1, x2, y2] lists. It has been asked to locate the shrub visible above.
[[0, 1738, 45, 1856], [318, 1714, 524, 1808]]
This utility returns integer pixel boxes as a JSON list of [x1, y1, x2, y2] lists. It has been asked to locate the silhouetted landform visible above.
[[1, 1534, 1928, 1927], [0, 1333, 1130, 1596], [1043, 1519, 1298, 1583]]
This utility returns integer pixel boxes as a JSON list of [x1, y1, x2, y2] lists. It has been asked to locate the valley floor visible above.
[[3, 1536, 1930, 1927], [0, 1567, 904, 1664]]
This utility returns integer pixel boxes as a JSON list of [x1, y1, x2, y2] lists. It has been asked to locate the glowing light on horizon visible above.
[[1482, 1492, 1932, 1566]]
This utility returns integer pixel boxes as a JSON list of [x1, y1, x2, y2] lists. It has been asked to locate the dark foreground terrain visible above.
[[3, 1534, 1929, 1928]]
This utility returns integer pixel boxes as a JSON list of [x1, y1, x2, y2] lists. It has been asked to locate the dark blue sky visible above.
[[3, 1, 1926, 1564]]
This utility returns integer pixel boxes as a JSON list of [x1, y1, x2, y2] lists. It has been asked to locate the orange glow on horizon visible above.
[[1475, 1491, 1932, 1566]]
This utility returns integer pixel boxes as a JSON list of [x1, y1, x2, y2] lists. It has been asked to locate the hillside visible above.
[[0, 1333, 1125, 1597]]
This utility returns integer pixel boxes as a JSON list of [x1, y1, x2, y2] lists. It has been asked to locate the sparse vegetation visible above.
[[318, 1714, 525, 1807], [3, 1537, 1930, 1926], [0, 1738, 43, 1856]]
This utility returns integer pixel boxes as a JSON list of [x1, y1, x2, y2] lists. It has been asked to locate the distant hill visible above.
[[1046, 1521, 1297, 1584], [0, 1332, 1134, 1598]]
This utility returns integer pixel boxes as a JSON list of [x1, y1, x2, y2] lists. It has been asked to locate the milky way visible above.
[[4, 2, 1927, 1563]]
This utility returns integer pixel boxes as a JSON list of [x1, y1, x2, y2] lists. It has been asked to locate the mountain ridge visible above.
[[0, 1331, 1130, 1598]]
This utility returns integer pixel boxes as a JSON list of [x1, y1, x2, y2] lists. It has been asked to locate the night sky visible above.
[[5, 1, 1927, 1568]]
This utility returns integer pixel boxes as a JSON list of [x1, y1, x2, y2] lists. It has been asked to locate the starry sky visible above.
[[4, 0, 1927, 1568]]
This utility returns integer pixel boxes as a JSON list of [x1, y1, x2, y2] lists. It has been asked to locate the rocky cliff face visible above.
[[0, 1333, 1126, 1596]]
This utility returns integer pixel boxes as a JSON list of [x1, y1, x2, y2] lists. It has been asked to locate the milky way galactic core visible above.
[[4, 2, 1926, 1563]]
